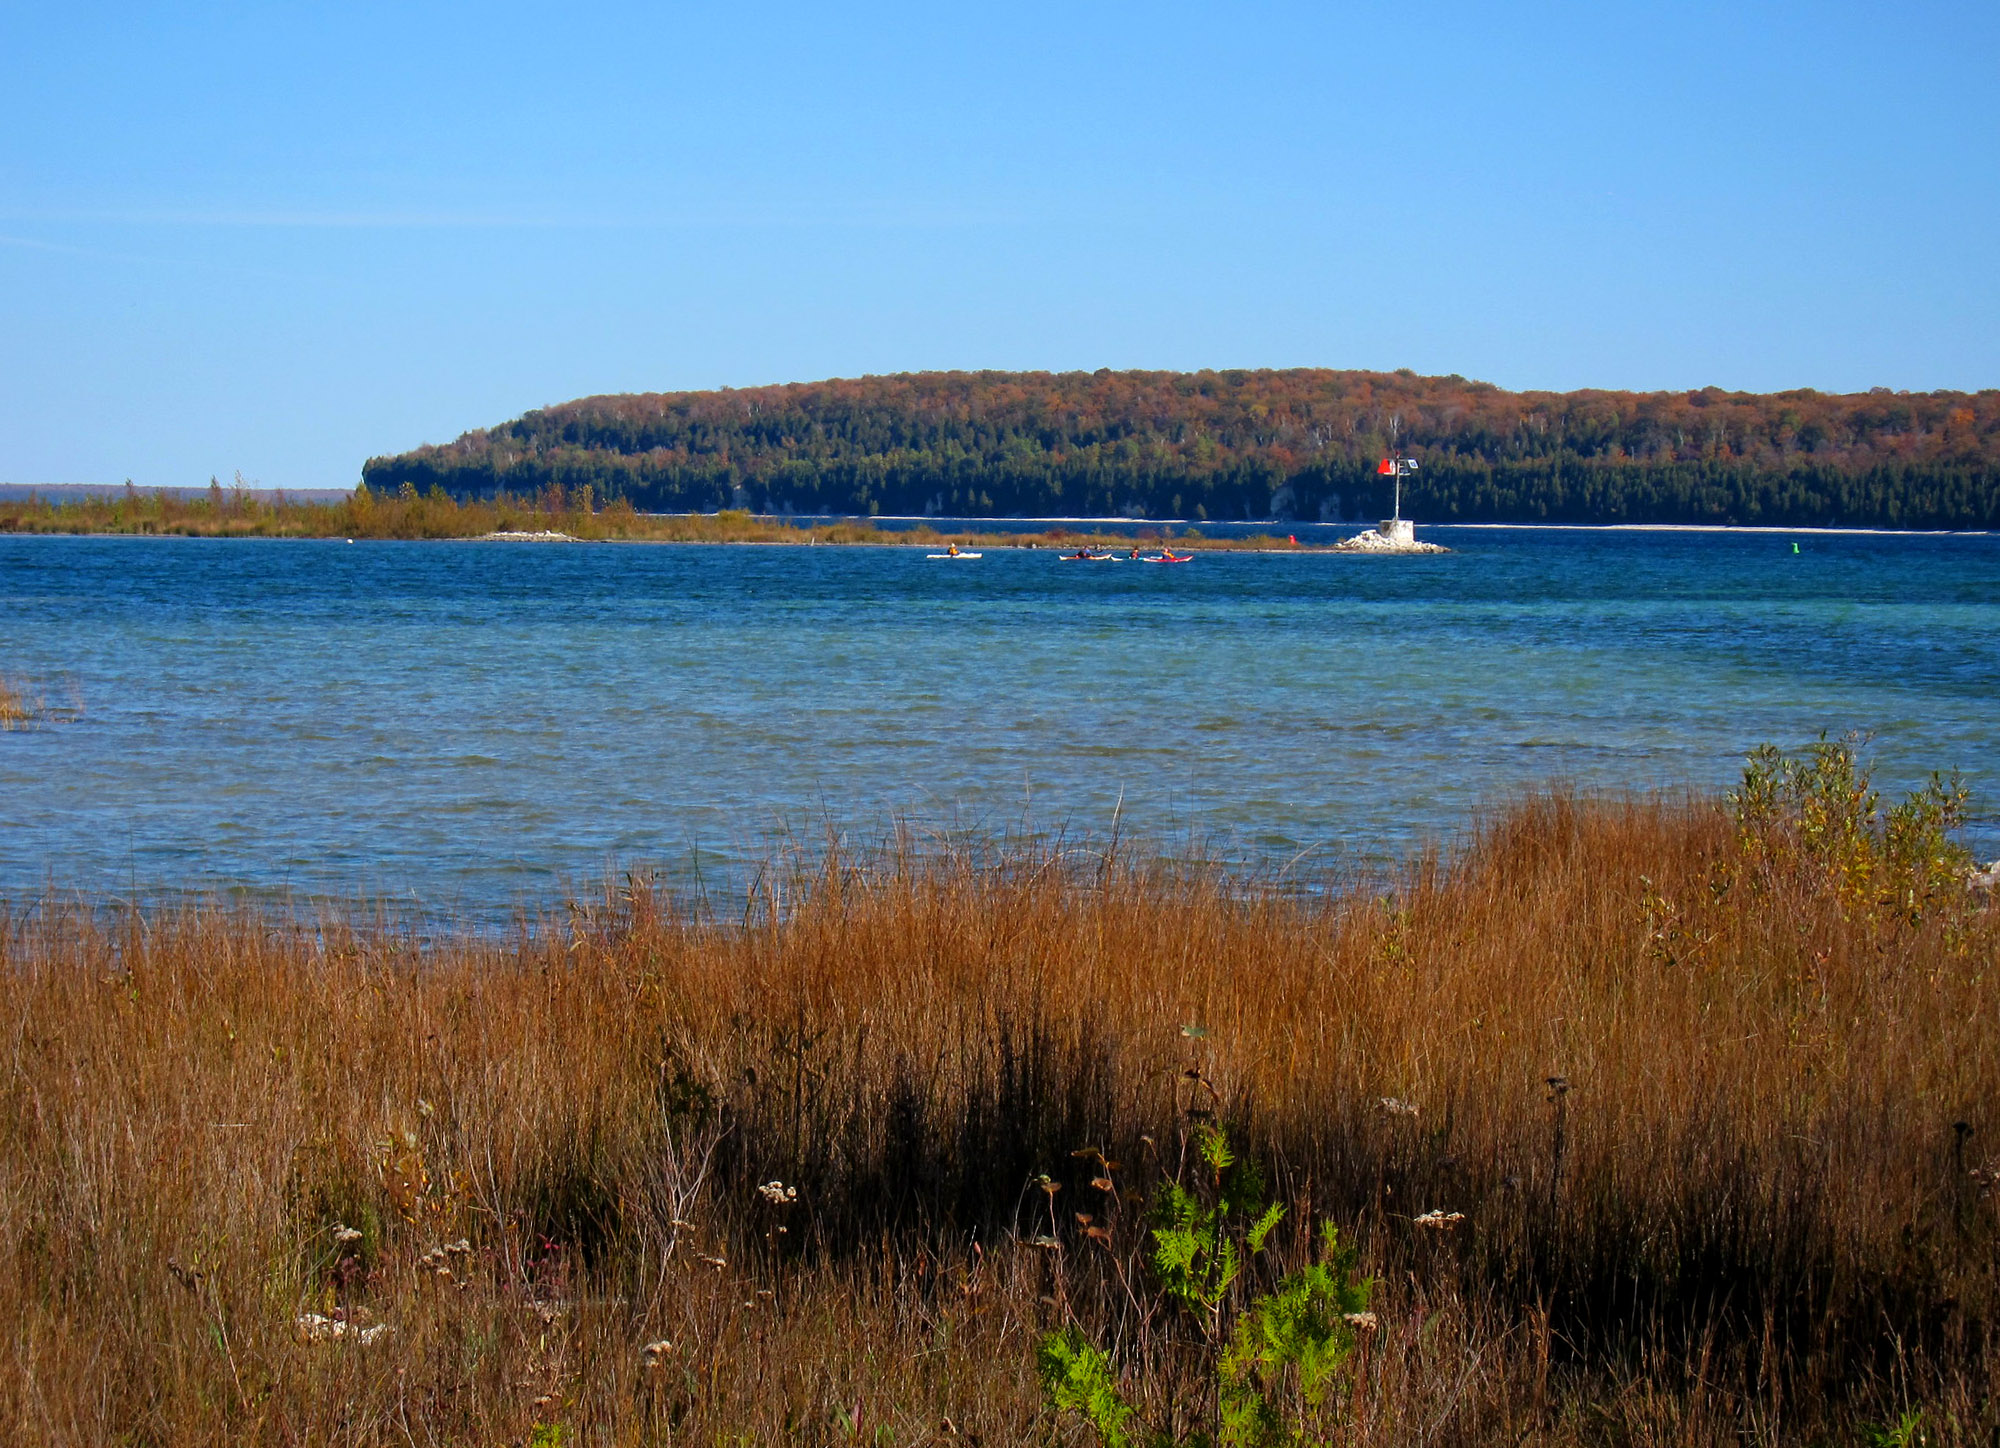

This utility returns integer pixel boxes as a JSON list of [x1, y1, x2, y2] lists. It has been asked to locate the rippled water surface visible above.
[[2, 527, 1995, 907]]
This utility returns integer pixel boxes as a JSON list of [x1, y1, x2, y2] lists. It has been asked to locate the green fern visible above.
[[1151, 1125, 1281, 1321], [1220, 1222, 1373, 1445], [1039, 1126, 1373, 1448], [1038, 1327, 1145, 1448], [1864, 1409, 1926, 1448]]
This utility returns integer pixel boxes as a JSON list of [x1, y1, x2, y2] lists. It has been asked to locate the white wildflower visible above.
[[295, 1312, 392, 1346], [417, 1241, 468, 1278]]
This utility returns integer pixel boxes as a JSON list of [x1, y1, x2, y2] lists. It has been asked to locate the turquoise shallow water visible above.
[[1, 527, 1995, 908]]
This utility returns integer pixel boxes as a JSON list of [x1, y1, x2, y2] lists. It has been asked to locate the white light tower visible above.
[[1381, 452, 1419, 545]]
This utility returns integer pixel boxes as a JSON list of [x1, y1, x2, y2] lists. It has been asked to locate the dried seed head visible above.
[[1377, 1097, 1421, 1119], [640, 1340, 674, 1368], [1412, 1209, 1467, 1230], [756, 1180, 798, 1205], [1344, 1311, 1379, 1331]]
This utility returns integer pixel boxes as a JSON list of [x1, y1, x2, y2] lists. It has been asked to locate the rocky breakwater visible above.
[[1332, 526, 1450, 555]]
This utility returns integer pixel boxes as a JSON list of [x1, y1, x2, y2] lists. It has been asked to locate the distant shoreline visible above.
[[1443, 521, 1994, 537], [750, 512, 1995, 538], [5, 489, 1992, 544]]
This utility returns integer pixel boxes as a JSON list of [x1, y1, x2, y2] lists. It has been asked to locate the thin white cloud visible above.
[[0, 201, 1028, 230], [0, 231, 160, 264], [0, 231, 95, 253], [0, 207, 607, 229]]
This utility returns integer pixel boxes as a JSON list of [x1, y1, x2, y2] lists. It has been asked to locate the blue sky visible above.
[[2, 0, 1995, 490]]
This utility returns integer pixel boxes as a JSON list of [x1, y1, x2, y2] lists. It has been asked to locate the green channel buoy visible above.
[[1791, 541, 1800, 554]]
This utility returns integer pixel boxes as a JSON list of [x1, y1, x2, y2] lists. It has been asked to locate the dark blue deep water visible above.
[[2, 526, 1995, 909]]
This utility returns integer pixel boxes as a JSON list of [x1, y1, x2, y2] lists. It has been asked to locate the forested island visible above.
[[362, 369, 2000, 529]]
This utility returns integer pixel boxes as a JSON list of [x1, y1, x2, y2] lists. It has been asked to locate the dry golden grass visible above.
[[0, 786, 1993, 1445]]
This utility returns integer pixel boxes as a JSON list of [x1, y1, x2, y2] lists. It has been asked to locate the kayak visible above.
[[1144, 554, 1192, 564], [1059, 554, 1121, 561], [926, 551, 982, 559]]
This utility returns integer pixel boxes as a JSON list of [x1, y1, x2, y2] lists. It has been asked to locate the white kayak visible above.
[[926, 551, 982, 559]]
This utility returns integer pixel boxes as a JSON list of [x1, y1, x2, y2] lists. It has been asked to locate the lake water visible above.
[[2, 527, 1995, 911]]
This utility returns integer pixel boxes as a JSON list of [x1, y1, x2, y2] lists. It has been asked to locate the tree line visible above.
[[361, 369, 2000, 528]]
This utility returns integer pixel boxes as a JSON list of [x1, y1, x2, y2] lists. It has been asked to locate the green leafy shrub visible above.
[[1732, 735, 1971, 924]]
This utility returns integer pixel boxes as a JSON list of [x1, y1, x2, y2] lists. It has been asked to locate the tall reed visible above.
[[0, 675, 28, 727], [0, 768, 1992, 1444], [0, 673, 78, 729]]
